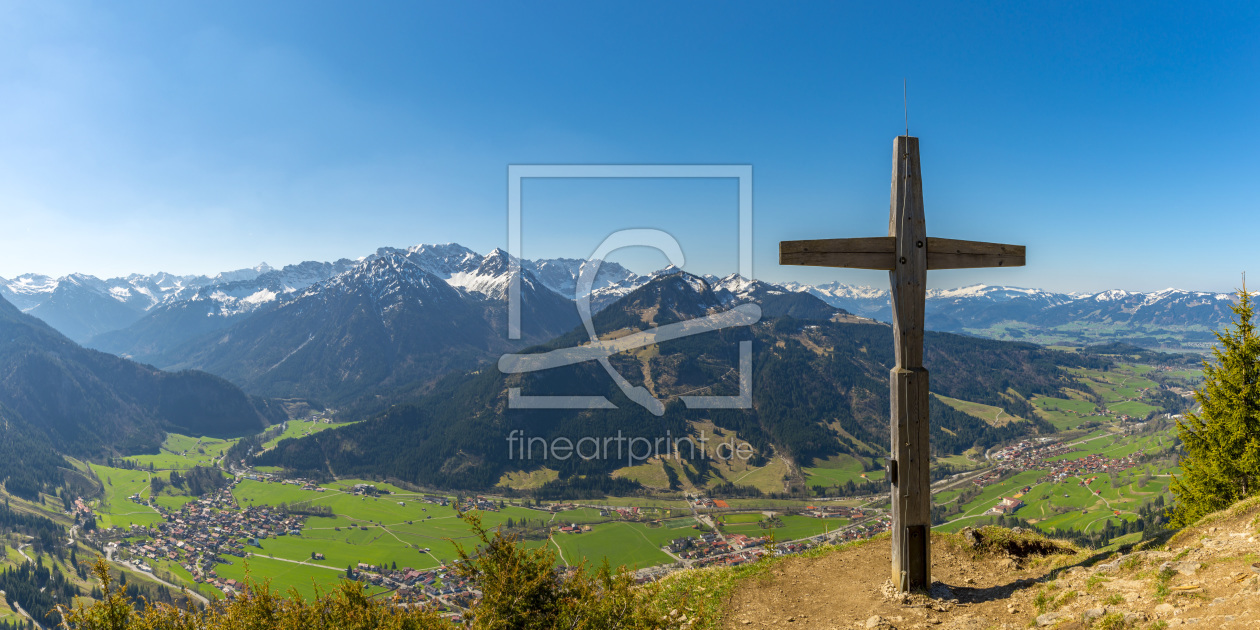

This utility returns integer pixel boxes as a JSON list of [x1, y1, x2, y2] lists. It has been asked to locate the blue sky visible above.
[[0, 2, 1256, 293]]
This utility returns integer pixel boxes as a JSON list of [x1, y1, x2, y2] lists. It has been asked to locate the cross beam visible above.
[[780, 236, 1024, 271], [779, 135, 1025, 592]]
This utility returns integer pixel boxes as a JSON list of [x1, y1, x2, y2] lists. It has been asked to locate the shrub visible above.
[[60, 512, 669, 630]]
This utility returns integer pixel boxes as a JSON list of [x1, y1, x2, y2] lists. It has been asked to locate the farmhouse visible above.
[[989, 497, 1024, 515]]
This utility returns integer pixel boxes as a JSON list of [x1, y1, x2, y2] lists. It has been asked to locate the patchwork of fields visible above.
[[55, 354, 1198, 603], [933, 429, 1177, 534]]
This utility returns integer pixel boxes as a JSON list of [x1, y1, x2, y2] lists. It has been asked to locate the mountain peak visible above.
[[444, 248, 533, 299], [479, 248, 513, 271], [522, 257, 642, 302], [404, 243, 482, 278], [313, 252, 458, 311], [594, 268, 729, 328]]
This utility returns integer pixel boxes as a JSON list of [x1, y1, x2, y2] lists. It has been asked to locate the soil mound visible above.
[[720, 504, 1260, 629]]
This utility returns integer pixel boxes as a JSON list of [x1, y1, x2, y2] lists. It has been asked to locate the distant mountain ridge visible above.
[[4, 243, 1237, 352], [120, 249, 587, 415], [253, 269, 1100, 490], [0, 293, 286, 501], [783, 282, 1237, 336]]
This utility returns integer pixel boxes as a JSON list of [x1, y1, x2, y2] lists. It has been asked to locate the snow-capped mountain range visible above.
[[780, 280, 1236, 333], [1, 243, 1238, 350]]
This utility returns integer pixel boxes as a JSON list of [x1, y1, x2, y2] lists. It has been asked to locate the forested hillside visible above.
[[256, 273, 1109, 490], [0, 295, 285, 500]]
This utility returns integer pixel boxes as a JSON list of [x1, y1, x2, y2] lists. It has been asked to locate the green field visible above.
[[229, 499, 690, 576], [933, 452, 985, 470], [228, 479, 726, 573], [715, 498, 830, 510], [720, 514, 843, 541], [552, 521, 683, 569], [231, 481, 558, 568], [550, 507, 616, 525], [125, 433, 237, 471], [214, 554, 386, 600], [612, 460, 674, 489], [0, 599, 22, 625], [595, 497, 690, 509], [1109, 400, 1161, 417], [1066, 365, 1160, 405], [961, 320, 1218, 350], [719, 456, 793, 494], [803, 453, 884, 487], [1032, 394, 1099, 429], [935, 428, 1177, 535], [88, 463, 166, 529], [66, 353, 1198, 601], [497, 468, 560, 490], [1044, 432, 1170, 461], [936, 394, 1019, 426], [932, 360, 1199, 431], [262, 419, 357, 451], [934, 470, 1048, 532]]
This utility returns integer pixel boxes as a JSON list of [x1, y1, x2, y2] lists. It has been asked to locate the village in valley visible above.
[[80, 464, 893, 618], [0, 343, 1186, 629], [40, 350, 1190, 617]]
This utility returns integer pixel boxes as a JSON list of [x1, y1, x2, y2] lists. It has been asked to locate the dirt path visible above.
[[144, 571, 211, 605], [104, 543, 211, 605], [248, 553, 345, 572], [722, 532, 1047, 629], [550, 536, 569, 566], [11, 600, 45, 630], [8, 544, 48, 628], [722, 501, 1260, 629]]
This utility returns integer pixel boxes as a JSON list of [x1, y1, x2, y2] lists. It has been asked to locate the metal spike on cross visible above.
[[779, 135, 1025, 592]]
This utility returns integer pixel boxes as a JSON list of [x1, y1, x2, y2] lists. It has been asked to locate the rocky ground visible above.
[[718, 498, 1260, 629]]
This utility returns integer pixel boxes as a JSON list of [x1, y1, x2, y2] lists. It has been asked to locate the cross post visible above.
[[780, 135, 1025, 592]]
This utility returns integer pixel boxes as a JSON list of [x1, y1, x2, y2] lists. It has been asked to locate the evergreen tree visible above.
[[1170, 284, 1260, 528]]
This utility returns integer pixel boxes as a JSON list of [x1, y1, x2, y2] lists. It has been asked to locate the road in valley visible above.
[[11, 544, 46, 629], [104, 543, 210, 605]]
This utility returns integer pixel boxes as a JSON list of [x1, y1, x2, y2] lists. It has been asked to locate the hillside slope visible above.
[[706, 498, 1260, 629], [254, 271, 1108, 490], [156, 252, 579, 413], [0, 294, 285, 500]]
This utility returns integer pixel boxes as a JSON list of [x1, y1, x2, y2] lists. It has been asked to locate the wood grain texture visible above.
[[926, 237, 1025, 269], [779, 237, 897, 270], [773, 133, 1026, 594], [779, 236, 895, 254], [888, 135, 926, 369], [890, 366, 931, 590], [779, 250, 896, 270]]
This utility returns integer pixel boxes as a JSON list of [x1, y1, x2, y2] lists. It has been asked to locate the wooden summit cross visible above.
[[780, 135, 1025, 592]]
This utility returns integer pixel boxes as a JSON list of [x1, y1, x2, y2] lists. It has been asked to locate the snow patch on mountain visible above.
[[1089, 289, 1133, 302], [8, 273, 57, 294], [446, 248, 515, 298], [211, 263, 275, 285], [403, 243, 482, 277], [316, 252, 459, 312], [783, 281, 888, 300], [521, 257, 640, 299], [5, 240, 1243, 344], [715, 274, 787, 299]]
